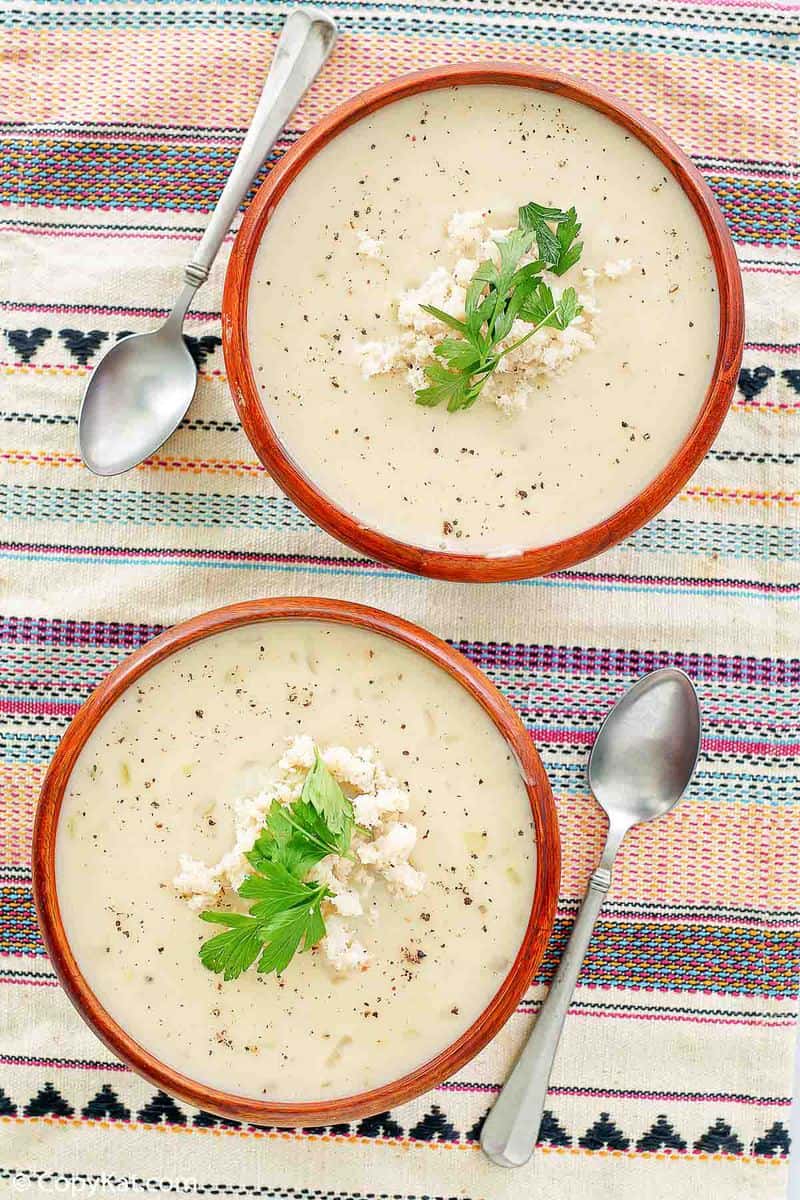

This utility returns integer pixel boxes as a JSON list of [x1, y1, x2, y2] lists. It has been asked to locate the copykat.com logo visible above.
[[10, 1176, 199, 1195]]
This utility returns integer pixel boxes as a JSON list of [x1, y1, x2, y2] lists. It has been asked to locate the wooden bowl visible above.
[[32, 596, 560, 1127], [223, 63, 744, 583]]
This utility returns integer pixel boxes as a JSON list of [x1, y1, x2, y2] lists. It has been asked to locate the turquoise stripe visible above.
[[0, 483, 311, 533], [1, 3, 791, 64], [2, 486, 799, 562], [1, 547, 795, 601]]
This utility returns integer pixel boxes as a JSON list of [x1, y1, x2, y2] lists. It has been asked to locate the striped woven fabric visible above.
[[1, 0, 798, 1197]]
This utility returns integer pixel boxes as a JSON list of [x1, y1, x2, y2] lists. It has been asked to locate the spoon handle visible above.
[[480, 864, 613, 1168], [184, 7, 336, 287]]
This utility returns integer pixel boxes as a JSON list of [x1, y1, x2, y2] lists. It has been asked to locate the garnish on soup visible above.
[[415, 201, 584, 412], [175, 737, 426, 980], [355, 205, 632, 419]]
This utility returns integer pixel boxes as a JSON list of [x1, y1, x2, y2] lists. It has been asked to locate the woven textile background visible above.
[[1, 0, 798, 1197]]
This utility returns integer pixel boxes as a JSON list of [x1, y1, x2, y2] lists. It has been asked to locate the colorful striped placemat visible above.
[[1, 1, 798, 1197]]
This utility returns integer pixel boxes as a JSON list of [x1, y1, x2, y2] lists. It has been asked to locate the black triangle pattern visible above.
[[23, 1083, 74, 1118], [116, 330, 136, 341], [355, 1110, 404, 1139], [6, 327, 51, 363], [694, 1118, 744, 1155], [636, 1113, 687, 1152], [58, 328, 108, 366], [752, 1121, 791, 1157], [137, 1090, 187, 1126], [407, 1104, 458, 1142], [184, 333, 222, 370], [783, 369, 800, 395], [193, 1110, 241, 1128], [539, 1109, 572, 1147], [82, 1084, 130, 1121], [7, 317, 786, 395], [579, 1112, 631, 1151], [465, 1110, 486, 1143], [3, 1082, 782, 1159], [738, 365, 775, 399]]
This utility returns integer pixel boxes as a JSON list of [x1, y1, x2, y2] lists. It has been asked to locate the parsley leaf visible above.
[[198, 743, 357, 981], [416, 361, 484, 412], [518, 201, 570, 267], [256, 900, 327, 975], [418, 304, 468, 334], [198, 916, 264, 982], [415, 200, 585, 412], [554, 286, 581, 330], [301, 748, 354, 836], [551, 208, 583, 277], [520, 281, 561, 328]]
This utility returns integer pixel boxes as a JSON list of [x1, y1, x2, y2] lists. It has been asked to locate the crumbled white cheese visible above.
[[355, 229, 386, 262], [396, 267, 466, 334], [352, 783, 410, 828], [173, 856, 222, 911], [323, 917, 370, 972], [353, 212, 633, 414], [278, 733, 316, 771], [358, 338, 405, 379], [172, 736, 425, 972], [446, 209, 487, 252], [493, 384, 534, 419], [384, 861, 427, 896], [358, 821, 417, 867], [452, 256, 478, 286], [330, 888, 364, 918]]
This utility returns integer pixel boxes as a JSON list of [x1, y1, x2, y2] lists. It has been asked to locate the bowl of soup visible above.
[[33, 597, 560, 1125], [222, 64, 743, 581]]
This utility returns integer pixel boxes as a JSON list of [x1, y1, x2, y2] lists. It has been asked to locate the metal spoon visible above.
[[78, 7, 337, 476], [481, 667, 701, 1169]]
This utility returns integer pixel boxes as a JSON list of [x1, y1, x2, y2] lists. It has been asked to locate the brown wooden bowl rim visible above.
[[222, 62, 744, 583], [32, 596, 561, 1127]]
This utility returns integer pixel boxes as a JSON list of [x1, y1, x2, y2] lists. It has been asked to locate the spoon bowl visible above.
[[588, 667, 702, 828], [481, 666, 701, 1169], [77, 7, 337, 476], [78, 316, 197, 476]]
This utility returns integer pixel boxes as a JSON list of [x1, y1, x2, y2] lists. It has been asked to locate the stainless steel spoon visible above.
[[78, 7, 337, 476], [481, 667, 701, 1169]]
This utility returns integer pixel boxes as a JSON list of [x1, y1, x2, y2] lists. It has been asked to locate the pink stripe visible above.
[[0, 300, 218, 319], [0, 1054, 128, 1072], [438, 1080, 792, 1105], [517, 1006, 796, 1030], [741, 264, 800, 275], [533, 727, 800, 756], [553, 907, 800, 933], [1, 228, 220, 244], [0, 975, 59, 988], [1, 698, 78, 716]]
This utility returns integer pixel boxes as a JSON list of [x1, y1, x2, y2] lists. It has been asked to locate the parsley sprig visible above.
[[415, 202, 584, 413], [198, 748, 354, 981]]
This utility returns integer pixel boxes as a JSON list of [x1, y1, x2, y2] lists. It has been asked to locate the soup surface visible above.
[[248, 84, 719, 554], [56, 620, 537, 1101]]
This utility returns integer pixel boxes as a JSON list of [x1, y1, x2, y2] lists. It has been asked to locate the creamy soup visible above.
[[56, 620, 536, 1101], [248, 84, 719, 554]]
